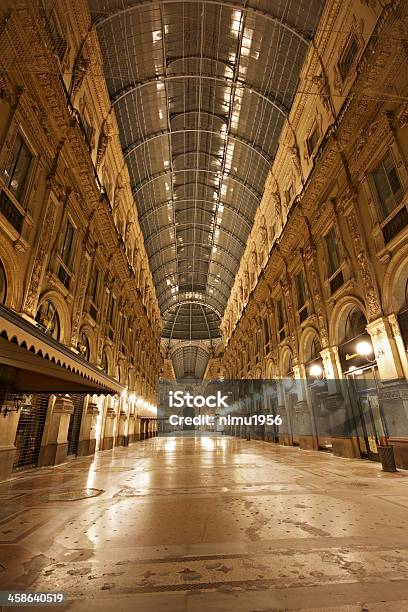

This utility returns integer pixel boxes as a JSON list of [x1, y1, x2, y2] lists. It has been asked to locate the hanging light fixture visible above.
[[1, 393, 31, 418]]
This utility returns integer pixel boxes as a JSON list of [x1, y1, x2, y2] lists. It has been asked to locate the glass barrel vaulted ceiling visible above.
[[89, 0, 325, 363]]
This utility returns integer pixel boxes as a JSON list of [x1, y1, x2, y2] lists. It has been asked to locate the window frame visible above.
[[276, 298, 287, 342], [338, 32, 359, 83], [370, 150, 404, 222], [0, 128, 37, 235], [306, 123, 321, 158], [56, 216, 77, 290], [88, 266, 101, 321]]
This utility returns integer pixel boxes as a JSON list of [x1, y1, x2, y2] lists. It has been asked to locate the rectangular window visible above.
[[3, 133, 33, 203], [120, 315, 128, 351], [41, 2, 67, 63], [285, 184, 294, 205], [307, 125, 321, 157], [89, 267, 100, 304], [372, 151, 404, 219], [338, 34, 359, 81], [276, 299, 286, 341], [295, 271, 306, 309], [109, 296, 116, 325], [60, 220, 75, 266], [88, 267, 100, 320], [324, 227, 341, 277], [263, 317, 270, 347], [296, 271, 308, 322]]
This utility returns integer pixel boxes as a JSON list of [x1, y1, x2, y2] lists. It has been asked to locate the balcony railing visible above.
[[382, 206, 408, 244], [0, 189, 24, 233], [57, 264, 71, 289], [330, 270, 344, 295]]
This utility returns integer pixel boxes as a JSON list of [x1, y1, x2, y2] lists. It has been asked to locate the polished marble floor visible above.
[[1, 435, 408, 611]]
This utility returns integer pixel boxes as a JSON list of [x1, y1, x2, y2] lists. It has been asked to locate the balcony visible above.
[[330, 270, 344, 295], [0, 189, 24, 233], [382, 206, 408, 244]]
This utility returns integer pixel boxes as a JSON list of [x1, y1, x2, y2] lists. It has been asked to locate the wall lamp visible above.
[[309, 364, 326, 381], [1, 393, 30, 418], [345, 340, 375, 363]]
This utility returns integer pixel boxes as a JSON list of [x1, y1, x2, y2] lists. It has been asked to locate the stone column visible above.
[[388, 314, 408, 380], [0, 401, 21, 481], [367, 316, 408, 468], [134, 416, 141, 441], [277, 378, 292, 446], [39, 395, 73, 466], [77, 399, 99, 457], [294, 364, 318, 450], [116, 410, 127, 446], [101, 406, 116, 450], [366, 316, 405, 381], [128, 414, 135, 443]]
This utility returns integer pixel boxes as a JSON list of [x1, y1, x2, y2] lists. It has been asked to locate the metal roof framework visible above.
[[90, 0, 325, 377]]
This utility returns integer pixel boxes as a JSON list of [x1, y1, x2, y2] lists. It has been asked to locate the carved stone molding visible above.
[[22, 198, 57, 318]]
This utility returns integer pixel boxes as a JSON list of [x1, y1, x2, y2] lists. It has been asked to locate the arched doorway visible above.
[[338, 305, 386, 461]]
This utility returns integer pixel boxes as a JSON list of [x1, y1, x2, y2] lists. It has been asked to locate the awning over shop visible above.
[[0, 304, 124, 395]]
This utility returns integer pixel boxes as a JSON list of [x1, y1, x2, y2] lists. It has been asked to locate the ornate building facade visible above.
[[213, 0, 408, 467], [0, 0, 162, 480], [0, 0, 408, 480]]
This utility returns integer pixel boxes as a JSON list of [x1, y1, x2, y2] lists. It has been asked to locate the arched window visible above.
[[0, 260, 7, 304], [343, 306, 367, 343], [78, 331, 90, 361], [285, 354, 294, 376], [35, 300, 60, 340], [397, 278, 408, 350], [308, 336, 321, 362]]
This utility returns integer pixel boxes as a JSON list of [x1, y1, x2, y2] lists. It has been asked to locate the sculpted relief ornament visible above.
[[70, 51, 90, 100], [22, 190, 58, 318], [97, 117, 113, 168], [303, 245, 329, 348], [342, 190, 382, 321], [268, 174, 282, 218], [286, 129, 303, 182]]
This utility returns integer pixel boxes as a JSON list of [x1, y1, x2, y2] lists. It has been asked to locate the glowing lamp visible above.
[[309, 364, 323, 377], [356, 341, 373, 357]]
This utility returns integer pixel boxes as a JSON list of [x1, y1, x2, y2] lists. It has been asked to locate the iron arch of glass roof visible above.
[[90, 0, 325, 342]]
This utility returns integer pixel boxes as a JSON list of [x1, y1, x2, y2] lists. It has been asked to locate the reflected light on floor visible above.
[[200, 436, 215, 451], [164, 438, 177, 452], [86, 463, 96, 489]]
